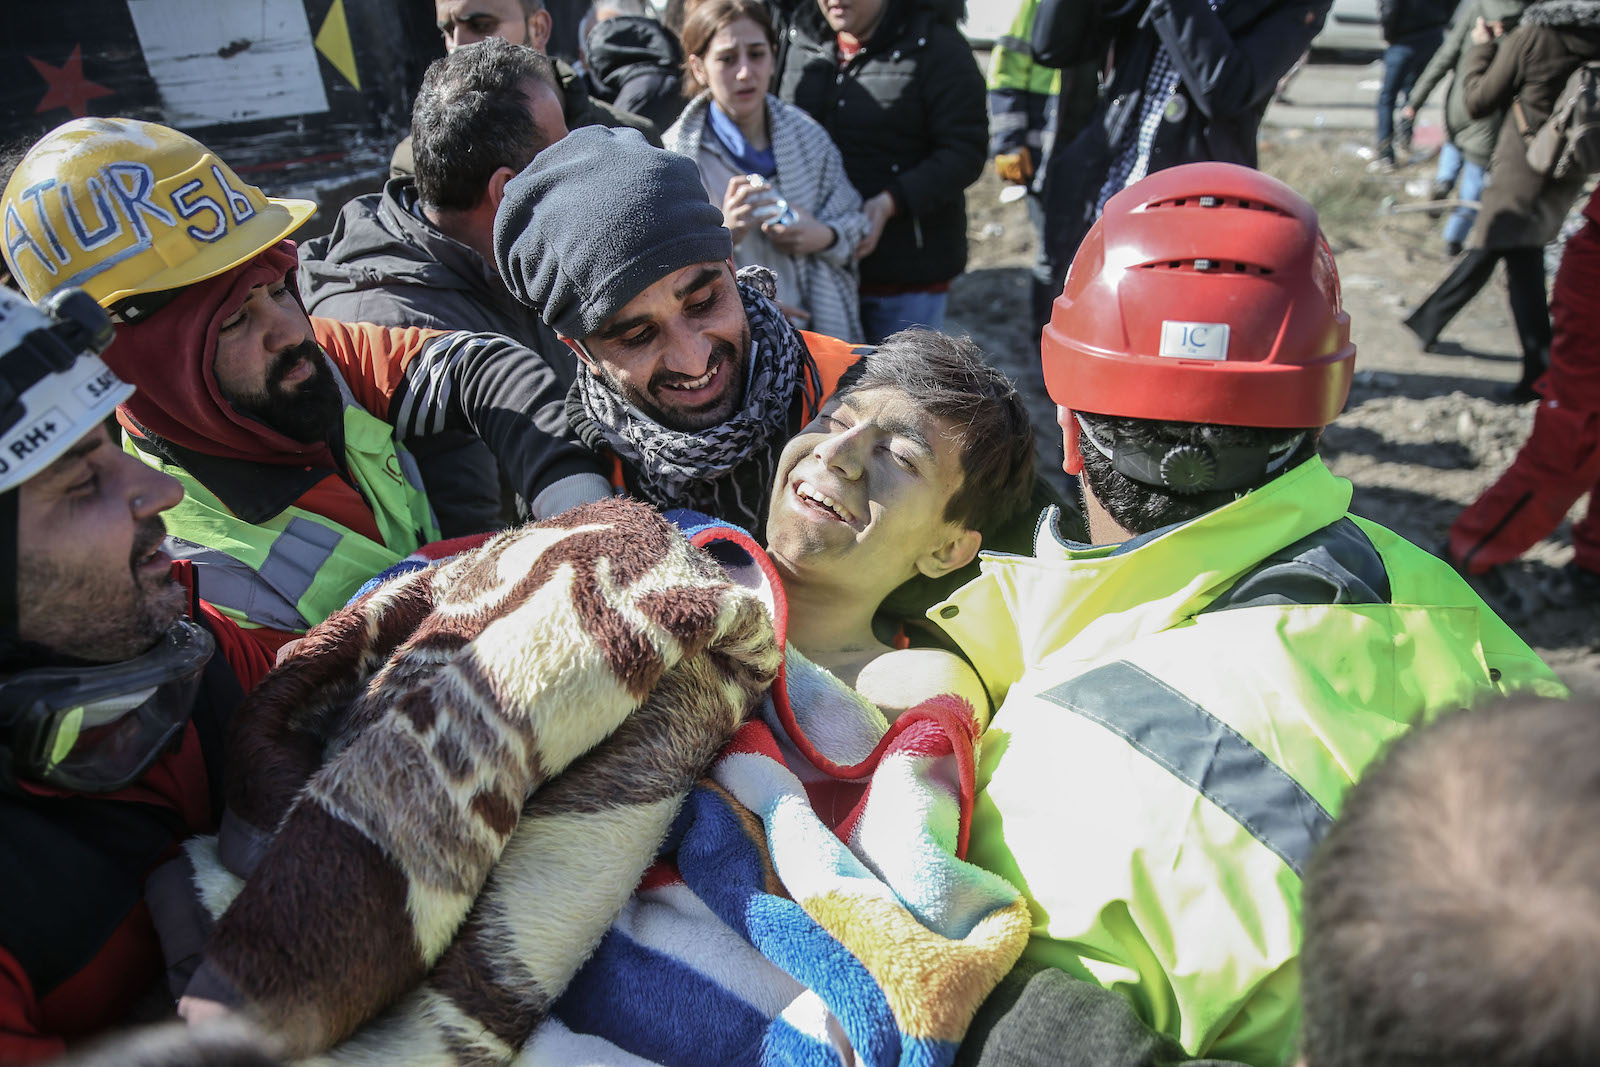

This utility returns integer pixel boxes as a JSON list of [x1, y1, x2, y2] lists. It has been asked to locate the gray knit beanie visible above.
[[493, 125, 732, 339]]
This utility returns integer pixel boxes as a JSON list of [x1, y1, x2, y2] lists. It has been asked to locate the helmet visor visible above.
[[3, 620, 215, 793]]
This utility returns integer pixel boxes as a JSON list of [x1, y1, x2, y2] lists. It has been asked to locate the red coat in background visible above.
[[1449, 186, 1600, 576]]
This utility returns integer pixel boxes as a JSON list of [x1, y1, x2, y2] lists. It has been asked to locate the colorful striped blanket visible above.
[[523, 516, 1032, 1066], [169, 507, 1027, 1065]]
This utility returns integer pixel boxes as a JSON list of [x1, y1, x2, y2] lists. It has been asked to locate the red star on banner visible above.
[[29, 45, 115, 117]]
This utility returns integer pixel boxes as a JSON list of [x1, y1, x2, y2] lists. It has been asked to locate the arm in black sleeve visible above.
[[390, 332, 611, 519], [1146, 0, 1332, 121]]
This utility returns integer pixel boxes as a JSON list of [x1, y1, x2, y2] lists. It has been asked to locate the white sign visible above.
[[128, 0, 329, 127], [1159, 321, 1230, 361]]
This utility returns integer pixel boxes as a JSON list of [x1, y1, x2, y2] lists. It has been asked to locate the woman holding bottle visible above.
[[665, 0, 871, 340]]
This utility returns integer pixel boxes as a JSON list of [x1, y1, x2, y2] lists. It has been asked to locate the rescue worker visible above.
[[0, 286, 273, 1061], [2, 118, 608, 657], [941, 162, 1565, 1066], [494, 124, 870, 538]]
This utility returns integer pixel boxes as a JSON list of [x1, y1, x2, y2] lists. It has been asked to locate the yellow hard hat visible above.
[[2, 118, 315, 321]]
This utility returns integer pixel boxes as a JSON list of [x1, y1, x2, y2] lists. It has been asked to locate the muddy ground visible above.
[[946, 133, 1600, 696]]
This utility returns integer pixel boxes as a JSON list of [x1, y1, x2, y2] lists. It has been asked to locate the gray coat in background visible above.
[[666, 92, 872, 342], [1411, 0, 1530, 166]]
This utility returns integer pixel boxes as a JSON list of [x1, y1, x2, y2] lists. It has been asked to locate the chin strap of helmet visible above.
[[1077, 418, 1306, 495]]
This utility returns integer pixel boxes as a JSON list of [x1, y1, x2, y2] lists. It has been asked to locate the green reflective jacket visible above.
[[933, 458, 1565, 1066], [128, 401, 440, 636], [987, 0, 1060, 95]]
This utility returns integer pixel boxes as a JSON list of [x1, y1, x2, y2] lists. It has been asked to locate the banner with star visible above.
[[7, 0, 443, 202]]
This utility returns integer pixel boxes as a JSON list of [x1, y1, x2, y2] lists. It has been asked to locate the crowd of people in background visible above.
[[2, 0, 1599, 1063]]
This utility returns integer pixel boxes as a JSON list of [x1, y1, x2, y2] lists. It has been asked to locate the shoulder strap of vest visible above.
[[132, 432, 335, 527]]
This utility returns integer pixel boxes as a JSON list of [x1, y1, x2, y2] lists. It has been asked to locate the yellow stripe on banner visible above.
[[316, 0, 361, 89], [803, 892, 1032, 1041]]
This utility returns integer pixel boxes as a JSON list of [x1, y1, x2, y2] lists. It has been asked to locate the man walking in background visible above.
[[1372, 0, 1456, 170]]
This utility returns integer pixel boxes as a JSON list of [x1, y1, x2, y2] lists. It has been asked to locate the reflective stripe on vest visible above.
[[1039, 660, 1335, 876], [163, 520, 344, 633]]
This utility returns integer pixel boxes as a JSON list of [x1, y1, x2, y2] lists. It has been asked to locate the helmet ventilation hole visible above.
[[1144, 194, 1292, 217], [1137, 260, 1274, 275]]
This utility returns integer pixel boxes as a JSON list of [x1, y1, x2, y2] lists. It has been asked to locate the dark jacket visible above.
[[297, 178, 581, 536], [1031, 0, 1330, 271], [0, 571, 270, 1063], [1379, 0, 1457, 41], [556, 55, 663, 145], [389, 57, 661, 180], [1464, 0, 1600, 247], [584, 15, 687, 131], [1410, 0, 1529, 166], [778, 0, 989, 288]]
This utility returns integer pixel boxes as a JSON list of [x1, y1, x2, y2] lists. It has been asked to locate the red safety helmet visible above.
[[1042, 162, 1356, 431]]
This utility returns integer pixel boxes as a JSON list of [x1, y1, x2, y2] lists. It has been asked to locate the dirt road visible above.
[[947, 128, 1600, 695]]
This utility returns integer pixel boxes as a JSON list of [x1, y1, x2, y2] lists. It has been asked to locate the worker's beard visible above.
[[230, 340, 345, 444], [16, 515, 185, 664]]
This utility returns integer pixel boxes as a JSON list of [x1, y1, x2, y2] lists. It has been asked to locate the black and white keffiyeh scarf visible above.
[[572, 266, 821, 536]]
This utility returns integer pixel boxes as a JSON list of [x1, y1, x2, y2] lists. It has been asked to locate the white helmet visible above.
[[0, 286, 132, 495]]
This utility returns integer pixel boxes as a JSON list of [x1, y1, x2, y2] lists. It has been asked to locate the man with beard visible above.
[[0, 286, 275, 1061], [495, 125, 870, 537], [3, 118, 610, 657]]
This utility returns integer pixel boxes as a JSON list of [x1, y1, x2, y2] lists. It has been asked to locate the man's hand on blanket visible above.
[[179, 995, 233, 1026]]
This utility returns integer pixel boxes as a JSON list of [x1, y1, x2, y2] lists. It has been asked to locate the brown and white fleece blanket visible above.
[[159, 498, 782, 1063]]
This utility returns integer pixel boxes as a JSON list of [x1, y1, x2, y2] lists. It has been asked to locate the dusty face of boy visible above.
[[766, 385, 975, 586]]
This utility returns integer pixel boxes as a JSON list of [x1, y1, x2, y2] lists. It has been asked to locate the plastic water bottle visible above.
[[747, 174, 796, 227]]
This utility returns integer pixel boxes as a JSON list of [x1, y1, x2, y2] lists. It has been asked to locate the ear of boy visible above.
[[915, 528, 981, 579]]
